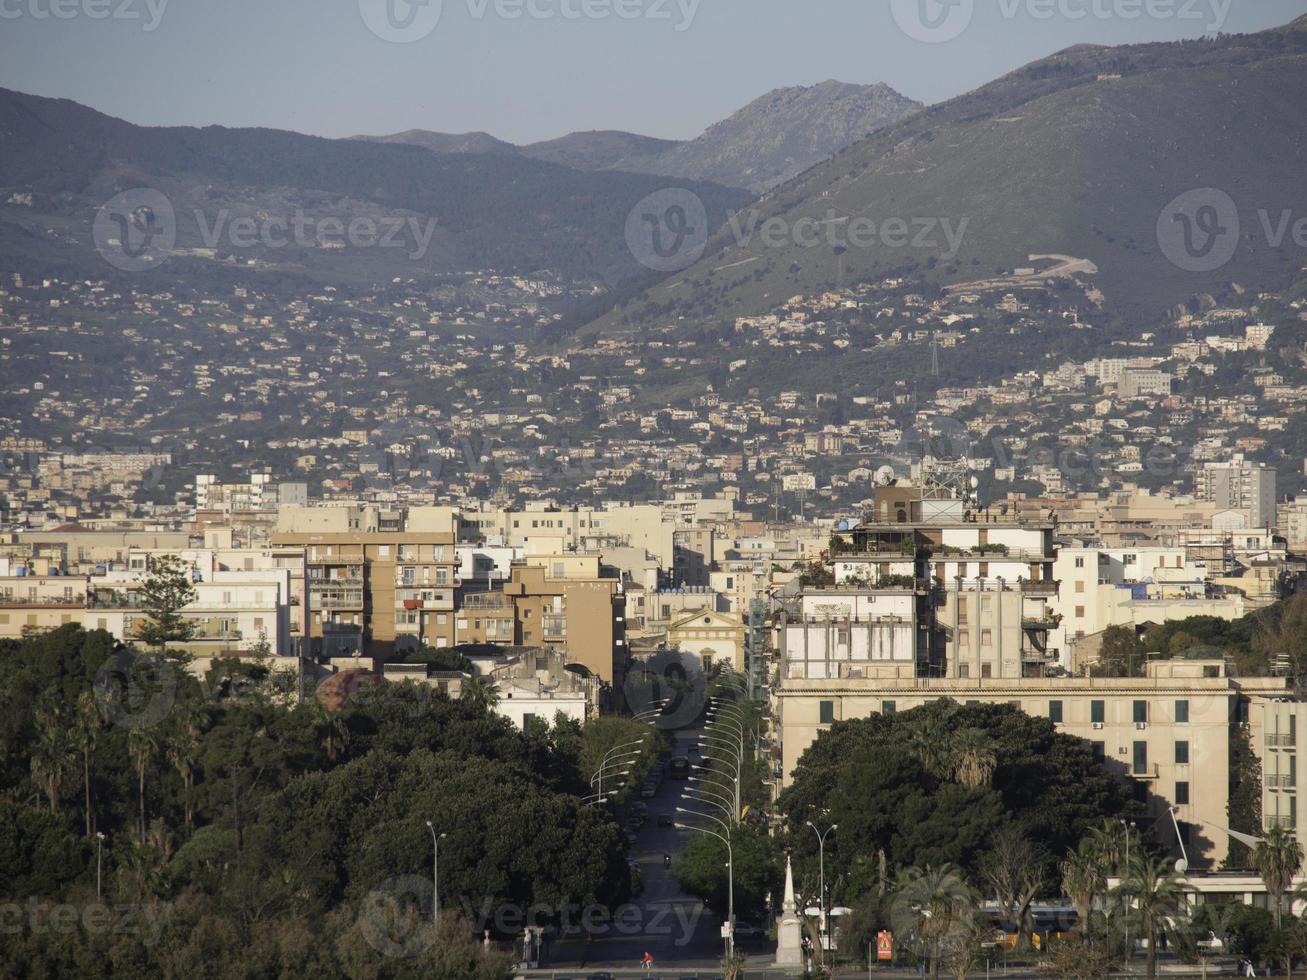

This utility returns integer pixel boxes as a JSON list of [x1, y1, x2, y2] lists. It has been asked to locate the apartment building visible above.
[[271, 505, 460, 657], [1195, 456, 1277, 530], [810, 485, 1060, 679], [0, 563, 89, 638], [89, 570, 295, 656], [455, 555, 627, 687], [1052, 546, 1246, 670], [774, 659, 1289, 869], [458, 503, 677, 567]]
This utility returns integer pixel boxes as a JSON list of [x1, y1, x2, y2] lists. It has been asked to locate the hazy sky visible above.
[[1, 0, 1303, 143]]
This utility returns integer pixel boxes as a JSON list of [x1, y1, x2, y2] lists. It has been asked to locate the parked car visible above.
[[640, 783, 658, 799], [657, 813, 675, 828]]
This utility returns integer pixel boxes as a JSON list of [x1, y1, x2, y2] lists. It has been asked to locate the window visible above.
[[1175, 781, 1190, 805], [1091, 741, 1106, 763], [1175, 740, 1190, 765], [1175, 699, 1189, 724], [881, 700, 897, 715], [1133, 741, 1148, 775], [1075, 557, 1086, 569], [1091, 700, 1105, 724], [1049, 700, 1063, 724], [981, 664, 992, 679], [1075, 581, 1085, 594], [1133, 700, 1148, 724], [819, 700, 835, 724], [1075, 605, 1085, 618], [959, 664, 969, 678]]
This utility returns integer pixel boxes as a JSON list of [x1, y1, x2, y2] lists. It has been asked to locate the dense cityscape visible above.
[[5, 2, 1307, 978]]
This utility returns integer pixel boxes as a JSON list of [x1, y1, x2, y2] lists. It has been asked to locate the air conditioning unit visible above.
[[1092, 722, 1105, 730], [1135, 722, 1148, 730]]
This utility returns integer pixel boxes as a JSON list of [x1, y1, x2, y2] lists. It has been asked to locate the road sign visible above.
[[877, 930, 894, 961]]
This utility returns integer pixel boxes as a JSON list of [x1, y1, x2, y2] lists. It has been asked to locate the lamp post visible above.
[[676, 808, 734, 960], [1120, 819, 1135, 970], [95, 831, 105, 899], [807, 820, 837, 948], [426, 821, 447, 928]]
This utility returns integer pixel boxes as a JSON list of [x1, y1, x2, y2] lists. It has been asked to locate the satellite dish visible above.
[[969, 476, 980, 490], [875, 465, 897, 487], [1175, 858, 1189, 874]]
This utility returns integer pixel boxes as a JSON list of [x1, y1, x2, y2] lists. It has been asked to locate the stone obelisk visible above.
[[774, 854, 804, 971]]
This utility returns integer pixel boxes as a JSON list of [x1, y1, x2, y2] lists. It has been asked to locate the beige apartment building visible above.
[[774, 659, 1290, 869], [272, 506, 460, 658], [0, 568, 89, 638]]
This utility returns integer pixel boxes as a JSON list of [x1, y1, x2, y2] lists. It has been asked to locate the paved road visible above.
[[539, 729, 773, 974]]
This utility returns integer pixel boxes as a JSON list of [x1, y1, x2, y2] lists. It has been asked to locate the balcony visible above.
[[310, 575, 363, 588], [316, 593, 364, 610], [1020, 580, 1060, 596], [1130, 763, 1159, 780], [543, 615, 568, 640], [0, 596, 88, 608], [1269, 774, 1297, 790], [462, 595, 512, 611], [1022, 614, 1061, 631], [1270, 734, 1297, 749]]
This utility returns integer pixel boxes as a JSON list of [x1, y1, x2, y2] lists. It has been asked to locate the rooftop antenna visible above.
[[930, 335, 940, 377]]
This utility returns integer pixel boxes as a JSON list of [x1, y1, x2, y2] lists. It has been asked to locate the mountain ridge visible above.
[[354, 80, 922, 193], [586, 19, 1307, 337]]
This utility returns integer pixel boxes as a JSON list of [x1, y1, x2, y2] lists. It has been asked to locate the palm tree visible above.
[[1060, 838, 1107, 934], [890, 864, 977, 980], [1254, 824, 1304, 930], [461, 675, 500, 710], [167, 704, 204, 834], [906, 714, 950, 776], [950, 727, 997, 791], [1088, 819, 1131, 877], [30, 707, 75, 813], [73, 691, 102, 838], [127, 728, 159, 840], [1117, 854, 1186, 980], [311, 702, 350, 762]]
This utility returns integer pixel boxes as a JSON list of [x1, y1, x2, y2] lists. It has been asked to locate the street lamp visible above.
[[1120, 819, 1136, 969], [95, 832, 105, 899], [426, 821, 447, 928], [807, 820, 837, 947], [676, 807, 735, 960]]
